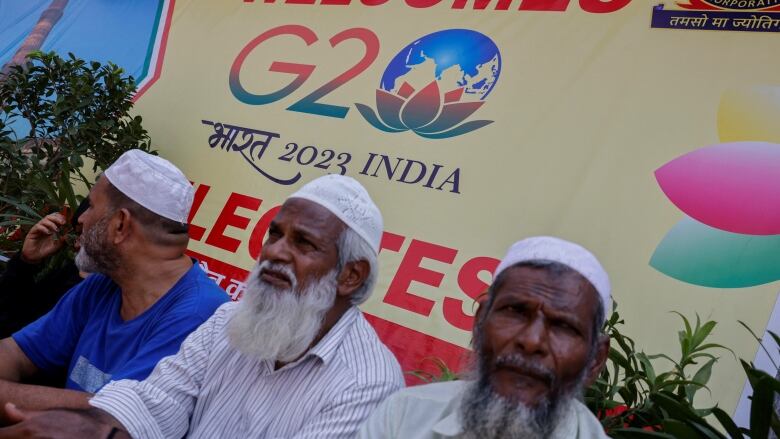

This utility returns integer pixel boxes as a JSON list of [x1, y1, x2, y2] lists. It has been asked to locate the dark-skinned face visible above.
[[77, 177, 112, 243], [260, 198, 344, 292], [477, 265, 600, 408]]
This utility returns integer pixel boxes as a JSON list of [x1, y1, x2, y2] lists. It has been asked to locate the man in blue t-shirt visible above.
[[0, 150, 228, 417]]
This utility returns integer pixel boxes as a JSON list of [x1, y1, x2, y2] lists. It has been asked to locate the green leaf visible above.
[[754, 328, 780, 371], [57, 167, 78, 217], [636, 352, 657, 386], [690, 321, 717, 352], [749, 376, 774, 438], [687, 421, 726, 439], [0, 213, 41, 222], [646, 353, 676, 364], [0, 219, 36, 227], [738, 320, 765, 346], [609, 428, 674, 439], [610, 347, 632, 369], [686, 358, 717, 401], [768, 330, 780, 351], [650, 392, 699, 421], [661, 419, 703, 439], [672, 311, 693, 339], [710, 407, 743, 439], [28, 174, 61, 205], [403, 370, 432, 383], [0, 195, 43, 219]]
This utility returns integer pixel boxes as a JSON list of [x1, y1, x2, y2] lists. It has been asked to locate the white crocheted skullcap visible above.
[[289, 174, 383, 254], [494, 236, 612, 315], [104, 149, 194, 223]]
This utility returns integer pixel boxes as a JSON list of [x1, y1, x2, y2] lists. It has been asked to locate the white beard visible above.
[[459, 348, 585, 439], [227, 261, 338, 363], [74, 215, 116, 274], [459, 380, 577, 439], [74, 246, 98, 273]]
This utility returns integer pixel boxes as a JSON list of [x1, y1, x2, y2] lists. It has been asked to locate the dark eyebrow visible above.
[[293, 225, 325, 246], [545, 308, 586, 332], [494, 291, 586, 329]]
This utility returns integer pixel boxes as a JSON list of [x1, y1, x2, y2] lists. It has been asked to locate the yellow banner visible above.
[[124, 0, 780, 416]]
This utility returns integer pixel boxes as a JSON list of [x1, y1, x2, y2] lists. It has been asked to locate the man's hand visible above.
[[20, 214, 68, 265], [0, 403, 128, 439]]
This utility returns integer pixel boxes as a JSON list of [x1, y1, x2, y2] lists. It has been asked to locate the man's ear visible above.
[[474, 298, 486, 325], [109, 208, 133, 245], [336, 260, 370, 298], [470, 297, 489, 347], [584, 334, 610, 388]]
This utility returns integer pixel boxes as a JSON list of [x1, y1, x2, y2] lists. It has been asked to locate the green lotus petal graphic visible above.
[[650, 217, 780, 288], [354, 103, 406, 133], [415, 119, 493, 139]]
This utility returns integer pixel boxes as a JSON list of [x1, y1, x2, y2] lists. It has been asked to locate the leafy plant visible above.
[[405, 356, 460, 384], [0, 51, 151, 255], [586, 307, 734, 438], [587, 307, 780, 438], [734, 322, 780, 438]]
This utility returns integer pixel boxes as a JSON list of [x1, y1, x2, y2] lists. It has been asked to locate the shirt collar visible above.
[[302, 306, 360, 365], [431, 385, 467, 437], [432, 410, 463, 437]]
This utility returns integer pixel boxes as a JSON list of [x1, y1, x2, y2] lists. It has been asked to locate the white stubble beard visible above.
[[227, 260, 338, 363], [74, 215, 115, 274], [74, 246, 98, 273], [459, 338, 587, 439]]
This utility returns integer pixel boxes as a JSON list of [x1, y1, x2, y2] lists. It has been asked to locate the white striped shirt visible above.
[[90, 302, 404, 439]]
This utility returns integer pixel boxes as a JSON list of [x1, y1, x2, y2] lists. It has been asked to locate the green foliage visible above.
[[405, 356, 460, 384], [0, 51, 151, 254], [585, 307, 734, 438], [588, 307, 780, 438]]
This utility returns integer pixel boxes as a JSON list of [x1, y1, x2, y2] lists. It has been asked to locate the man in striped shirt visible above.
[[0, 174, 404, 438]]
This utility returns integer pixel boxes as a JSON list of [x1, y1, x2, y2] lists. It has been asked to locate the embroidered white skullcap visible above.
[[289, 174, 383, 254], [494, 236, 612, 315], [104, 149, 194, 223]]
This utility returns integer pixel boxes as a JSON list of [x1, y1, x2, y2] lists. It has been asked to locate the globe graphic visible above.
[[379, 29, 501, 102]]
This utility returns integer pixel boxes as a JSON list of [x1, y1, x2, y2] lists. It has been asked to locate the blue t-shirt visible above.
[[13, 260, 228, 392]]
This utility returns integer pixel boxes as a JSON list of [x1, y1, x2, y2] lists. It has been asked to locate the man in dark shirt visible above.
[[0, 199, 88, 339]]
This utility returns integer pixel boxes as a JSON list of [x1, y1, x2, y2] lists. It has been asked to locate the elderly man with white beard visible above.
[[359, 236, 612, 439], [0, 174, 403, 439]]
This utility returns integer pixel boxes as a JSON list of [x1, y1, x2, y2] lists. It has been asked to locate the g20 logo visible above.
[[229, 25, 501, 139]]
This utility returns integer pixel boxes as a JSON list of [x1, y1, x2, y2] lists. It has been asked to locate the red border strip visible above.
[[362, 313, 471, 385], [133, 0, 175, 102]]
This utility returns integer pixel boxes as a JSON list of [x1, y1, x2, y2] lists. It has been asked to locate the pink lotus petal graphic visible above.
[[655, 141, 780, 235], [398, 82, 415, 99], [401, 81, 442, 130], [444, 87, 464, 103], [375, 90, 407, 131]]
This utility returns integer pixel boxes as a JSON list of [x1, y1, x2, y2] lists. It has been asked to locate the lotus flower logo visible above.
[[650, 86, 780, 288], [355, 29, 501, 139]]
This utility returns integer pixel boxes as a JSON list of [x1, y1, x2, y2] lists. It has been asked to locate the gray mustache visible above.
[[255, 261, 298, 290], [492, 354, 556, 386]]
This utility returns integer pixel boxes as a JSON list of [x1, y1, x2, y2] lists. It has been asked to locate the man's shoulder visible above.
[[162, 264, 229, 317], [390, 380, 467, 404], [335, 311, 404, 386], [62, 273, 117, 305], [369, 381, 466, 429], [571, 399, 611, 438]]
